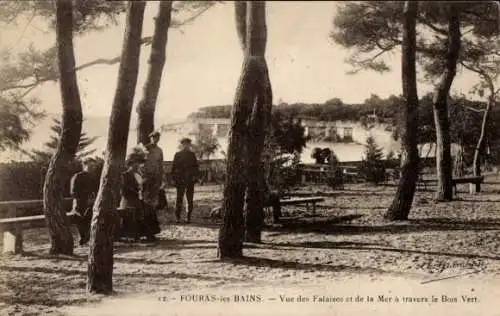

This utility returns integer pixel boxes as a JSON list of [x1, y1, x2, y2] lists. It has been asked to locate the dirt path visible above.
[[1, 180, 500, 315]]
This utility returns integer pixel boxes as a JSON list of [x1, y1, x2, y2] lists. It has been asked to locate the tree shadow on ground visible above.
[[272, 240, 500, 261], [111, 238, 218, 257], [249, 240, 382, 251], [0, 290, 93, 308], [0, 264, 86, 276], [265, 215, 500, 237], [454, 198, 500, 203], [332, 191, 395, 197], [0, 264, 241, 283], [331, 205, 387, 210], [19, 239, 219, 264], [20, 250, 175, 265], [199, 256, 396, 275], [185, 211, 364, 231], [286, 190, 395, 198], [0, 265, 242, 307], [19, 251, 86, 262]]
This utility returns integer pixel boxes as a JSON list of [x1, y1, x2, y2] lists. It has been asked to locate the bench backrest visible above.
[[0, 198, 73, 219]]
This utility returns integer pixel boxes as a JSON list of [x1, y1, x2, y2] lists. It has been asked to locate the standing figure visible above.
[[118, 151, 146, 242], [142, 131, 163, 240], [172, 137, 199, 223], [69, 158, 99, 245]]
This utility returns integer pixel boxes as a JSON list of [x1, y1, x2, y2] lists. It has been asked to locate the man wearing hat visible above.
[[69, 158, 99, 245], [171, 137, 199, 223], [141, 131, 163, 238]]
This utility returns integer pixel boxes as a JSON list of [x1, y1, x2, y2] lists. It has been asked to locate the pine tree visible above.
[[31, 118, 98, 163], [360, 136, 386, 184], [194, 126, 219, 160]]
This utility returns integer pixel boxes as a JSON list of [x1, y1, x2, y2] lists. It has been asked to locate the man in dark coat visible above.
[[69, 158, 99, 245], [172, 137, 199, 223]]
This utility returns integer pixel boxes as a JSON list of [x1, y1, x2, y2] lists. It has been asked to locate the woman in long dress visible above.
[[141, 131, 163, 239], [118, 151, 146, 242]]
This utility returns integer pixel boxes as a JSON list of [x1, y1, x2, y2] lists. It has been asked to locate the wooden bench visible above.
[[279, 196, 325, 217], [417, 176, 484, 195], [0, 198, 73, 254], [452, 176, 484, 196], [0, 213, 76, 254]]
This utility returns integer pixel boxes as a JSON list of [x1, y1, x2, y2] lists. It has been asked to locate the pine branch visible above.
[[418, 16, 448, 36], [0, 36, 154, 93], [460, 61, 496, 96], [463, 105, 486, 113], [346, 46, 394, 74], [171, 3, 214, 28]]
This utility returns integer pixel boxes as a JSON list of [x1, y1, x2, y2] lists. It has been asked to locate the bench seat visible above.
[[451, 176, 484, 195], [277, 197, 325, 218], [0, 212, 75, 254], [452, 176, 484, 184], [280, 197, 325, 205]]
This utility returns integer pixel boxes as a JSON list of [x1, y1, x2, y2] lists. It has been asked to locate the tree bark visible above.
[[244, 63, 272, 242], [473, 103, 492, 178], [472, 76, 496, 179], [432, 4, 461, 202], [217, 56, 256, 258], [244, 2, 272, 243], [42, 0, 83, 255], [136, 1, 173, 145], [87, 1, 145, 294], [385, 1, 419, 221], [218, 1, 272, 256]]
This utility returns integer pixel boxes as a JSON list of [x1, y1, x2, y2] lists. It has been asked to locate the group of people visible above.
[[69, 131, 199, 245]]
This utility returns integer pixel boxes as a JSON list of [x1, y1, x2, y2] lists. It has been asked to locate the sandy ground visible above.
[[1, 176, 500, 316]]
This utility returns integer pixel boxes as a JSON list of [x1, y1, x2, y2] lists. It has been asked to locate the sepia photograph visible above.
[[0, 1, 499, 315]]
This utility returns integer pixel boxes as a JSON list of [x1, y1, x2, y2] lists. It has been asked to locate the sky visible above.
[[0, 1, 487, 123]]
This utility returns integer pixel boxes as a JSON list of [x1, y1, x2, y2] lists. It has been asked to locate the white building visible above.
[[161, 116, 401, 163]]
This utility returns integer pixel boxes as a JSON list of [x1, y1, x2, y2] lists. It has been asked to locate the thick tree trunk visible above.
[[243, 2, 272, 243], [385, 1, 419, 221], [217, 56, 256, 258], [43, 0, 83, 255], [87, 1, 145, 294], [432, 4, 460, 202], [245, 65, 272, 242], [136, 1, 173, 145], [218, 1, 272, 256]]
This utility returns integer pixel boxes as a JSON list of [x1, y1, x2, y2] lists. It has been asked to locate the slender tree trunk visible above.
[[87, 1, 145, 294], [454, 141, 464, 177], [473, 89, 495, 179], [473, 111, 489, 177], [136, 1, 173, 145], [385, 1, 419, 221], [432, 4, 461, 202], [218, 1, 272, 256], [43, 0, 83, 255]]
